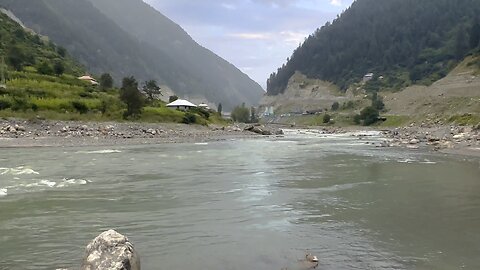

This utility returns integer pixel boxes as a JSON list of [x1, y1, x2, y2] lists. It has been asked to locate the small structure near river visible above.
[[166, 99, 197, 110]]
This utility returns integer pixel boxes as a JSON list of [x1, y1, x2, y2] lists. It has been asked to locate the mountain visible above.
[[267, 0, 480, 95], [0, 0, 264, 110]]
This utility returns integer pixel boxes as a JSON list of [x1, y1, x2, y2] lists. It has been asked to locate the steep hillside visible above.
[[0, 12, 217, 125], [267, 0, 480, 95], [0, 0, 264, 110], [383, 56, 480, 123], [0, 10, 83, 76], [260, 72, 357, 114]]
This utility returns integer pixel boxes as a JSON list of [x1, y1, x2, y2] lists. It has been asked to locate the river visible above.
[[1, 130, 479, 270]]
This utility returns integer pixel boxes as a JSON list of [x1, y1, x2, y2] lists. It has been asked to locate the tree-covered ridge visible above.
[[0, 11, 83, 76], [267, 0, 480, 95]]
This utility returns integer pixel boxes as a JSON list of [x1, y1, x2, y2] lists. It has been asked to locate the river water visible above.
[[1, 130, 479, 270]]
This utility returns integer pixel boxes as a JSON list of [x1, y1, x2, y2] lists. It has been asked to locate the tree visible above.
[[7, 45, 25, 71], [231, 103, 250, 123], [119, 76, 144, 118], [250, 106, 258, 123], [358, 106, 380, 126], [53, 61, 65, 76], [169, 95, 178, 103], [37, 62, 53, 75], [99, 73, 114, 90], [323, 113, 331, 124], [470, 21, 480, 49], [57, 46, 67, 58], [217, 103, 223, 115], [455, 26, 469, 60], [371, 92, 385, 111], [143, 80, 162, 101], [331, 102, 340, 111]]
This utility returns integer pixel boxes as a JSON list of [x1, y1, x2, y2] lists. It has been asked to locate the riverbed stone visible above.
[[81, 230, 140, 270]]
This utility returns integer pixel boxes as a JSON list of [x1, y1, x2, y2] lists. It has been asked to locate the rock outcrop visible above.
[[244, 124, 284, 136], [81, 230, 140, 270]]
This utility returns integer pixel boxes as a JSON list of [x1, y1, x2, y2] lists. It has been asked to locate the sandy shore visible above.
[[1, 118, 479, 157]]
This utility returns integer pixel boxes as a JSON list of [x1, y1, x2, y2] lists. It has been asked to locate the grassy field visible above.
[[0, 70, 227, 125]]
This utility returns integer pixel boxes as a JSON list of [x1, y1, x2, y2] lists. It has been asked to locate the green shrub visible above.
[[71, 101, 89, 114], [353, 114, 361, 124], [331, 102, 340, 111], [182, 112, 197, 124], [37, 62, 54, 75], [11, 97, 30, 112], [323, 113, 331, 123], [191, 107, 210, 119], [359, 106, 380, 126], [231, 104, 250, 123], [0, 99, 12, 110]]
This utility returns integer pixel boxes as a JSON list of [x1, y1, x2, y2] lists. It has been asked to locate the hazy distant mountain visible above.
[[0, 0, 264, 110], [267, 0, 480, 95]]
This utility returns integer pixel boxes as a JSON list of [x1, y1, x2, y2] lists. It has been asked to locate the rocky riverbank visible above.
[[0, 119, 286, 147], [379, 124, 480, 155], [1, 118, 479, 157], [280, 123, 480, 157]]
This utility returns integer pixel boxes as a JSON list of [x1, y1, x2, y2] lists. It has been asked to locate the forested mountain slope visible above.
[[0, 11, 82, 76], [267, 0, 480, 95], [0, 0, 264, 110]]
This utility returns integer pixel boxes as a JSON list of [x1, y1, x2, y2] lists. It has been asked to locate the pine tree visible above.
[[120, 76, 144, 118]]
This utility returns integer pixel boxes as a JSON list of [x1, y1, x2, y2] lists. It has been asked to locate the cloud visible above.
[[330, 0, 342, 6], [229, 32, 272, 40], [221, 3, 237, 10], [279, 31, 309, 45]]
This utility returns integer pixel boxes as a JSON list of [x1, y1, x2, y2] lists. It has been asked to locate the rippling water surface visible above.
[[1, 131, 480, 270]]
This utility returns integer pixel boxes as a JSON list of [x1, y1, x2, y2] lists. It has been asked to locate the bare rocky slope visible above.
[[260, 72, 363, 115], [261, 57, 480, 126], [383, 57, 480, 122]]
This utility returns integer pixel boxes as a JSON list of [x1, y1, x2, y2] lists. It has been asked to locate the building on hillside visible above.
[[166, 99, 197, 111], [198, 103, 210, 110], [263, 106, 274, 116], [78, 75, 99, 86], [363, 73, 374, 82]]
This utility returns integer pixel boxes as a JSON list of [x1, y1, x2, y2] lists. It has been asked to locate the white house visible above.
[[78, 75, 99, 86], [363, 73, 374, 82], [198, 103, 210, 110], [166, 99, 197, 110]]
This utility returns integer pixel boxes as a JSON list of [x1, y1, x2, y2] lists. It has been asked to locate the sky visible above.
[[143, 0, 355, 89]]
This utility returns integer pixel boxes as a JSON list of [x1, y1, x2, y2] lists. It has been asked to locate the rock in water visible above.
[[81, 230, 140, 270]]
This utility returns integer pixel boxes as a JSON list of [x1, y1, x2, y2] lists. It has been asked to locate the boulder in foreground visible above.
[[81, 230, 140, 270]]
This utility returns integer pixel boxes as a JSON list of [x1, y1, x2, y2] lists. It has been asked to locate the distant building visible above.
[[78, 75, 99, 86], [363, 73, 374, 82], [198, 103, 210, 110], [263, 106, 274, 116], [166, 99, 197, 110]]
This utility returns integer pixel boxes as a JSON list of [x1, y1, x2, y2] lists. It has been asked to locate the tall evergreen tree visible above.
[[99, 73, 114, 90], [120, 76, 144, 118], [142, 80, 162, 101], [455, 26, 469, 60], [470, 21, 480, 49]]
